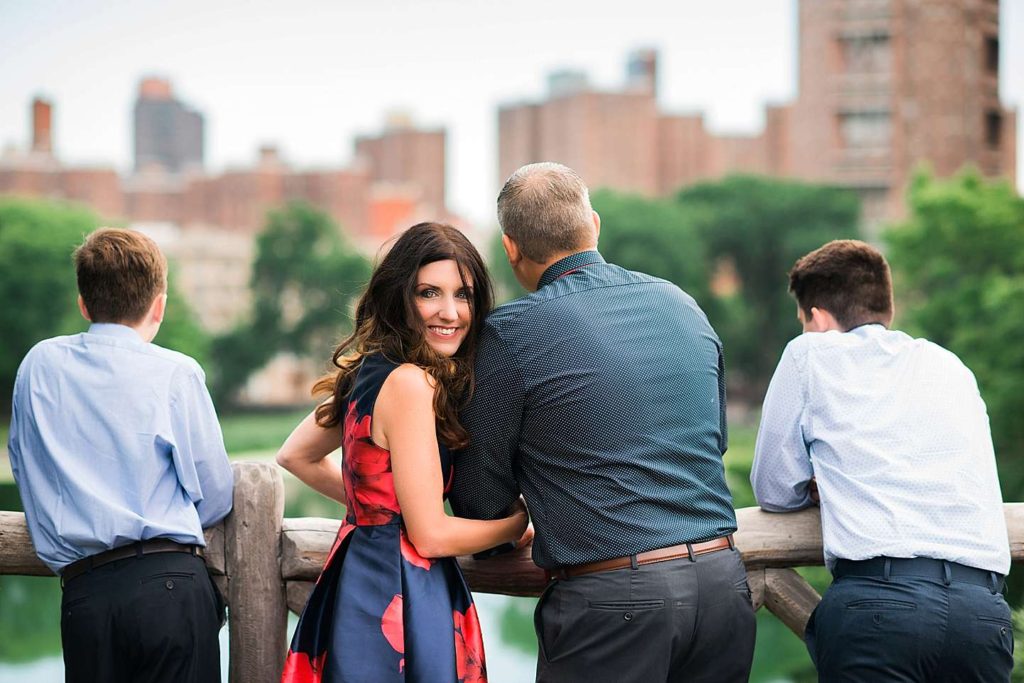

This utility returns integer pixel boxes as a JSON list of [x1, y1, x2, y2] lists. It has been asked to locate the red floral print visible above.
[[342, 401, 401, 525], [281, 651, 327, 683], [381, 594, 406, 673], [453, 604, 487, 683], [400, 529, 434, 571]]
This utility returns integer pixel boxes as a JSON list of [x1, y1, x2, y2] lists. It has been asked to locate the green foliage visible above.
[[487, 231, 523, 304], [677, 176, 862, 398], [0, 576, 63, 662], [592, 189, 712, 305], [156, 266, 211, 367], [0, 200, 95, 406], [219, 408, 311, 455], [210, 202, 372, 405], [0, 199, 208, 407], [885, 171, 1024, 497]]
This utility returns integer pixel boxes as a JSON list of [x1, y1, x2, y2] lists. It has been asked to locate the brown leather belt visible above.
[[550, 535, 734, 580], [61, 539, 203, 584]]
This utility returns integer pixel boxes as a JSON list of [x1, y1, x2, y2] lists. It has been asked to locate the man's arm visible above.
[[169, 364, 235, 528], [450, 322, 524, 521], [717, 341, 728, 454], [750, 343, 814, 512]]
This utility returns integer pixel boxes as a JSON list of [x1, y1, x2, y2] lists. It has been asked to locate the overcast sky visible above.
[[1, 0, 1021, 225]]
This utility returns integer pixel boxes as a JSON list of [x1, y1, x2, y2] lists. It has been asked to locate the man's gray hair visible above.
[[496, 162, 595, 263]]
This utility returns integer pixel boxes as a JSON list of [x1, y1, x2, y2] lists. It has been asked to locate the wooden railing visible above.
[[3, 461, 1023, 683]]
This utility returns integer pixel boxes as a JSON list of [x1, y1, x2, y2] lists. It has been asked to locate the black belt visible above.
[[833, 556, 1004, 591], [61, 539, 203, 585]]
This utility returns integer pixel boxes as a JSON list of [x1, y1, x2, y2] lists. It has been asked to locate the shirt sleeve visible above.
[[717, 341, 728, 454], [7, 367, 25, 487], [449, 321, 524, 521], [750, 341, 814, 512], [169, 364, 235, 528]]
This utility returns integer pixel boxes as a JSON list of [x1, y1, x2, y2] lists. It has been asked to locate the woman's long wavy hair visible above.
[[313, 222, 494, 449]]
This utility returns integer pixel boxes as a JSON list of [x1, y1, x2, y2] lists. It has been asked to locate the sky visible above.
[[0, 0, 1021, 225]]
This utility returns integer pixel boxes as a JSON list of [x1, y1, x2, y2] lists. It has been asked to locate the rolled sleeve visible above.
[[169, 365, 234, 528], [751, 341, 814, 512]]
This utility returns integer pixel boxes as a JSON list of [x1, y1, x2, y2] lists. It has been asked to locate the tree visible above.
[[676, 176, 862, 399], [592, 189, 712, 305], [0, 199, 207, 409], [0, 200, 93, 405], [885, 170, 1024, 497], [209, 202, 372, 405]]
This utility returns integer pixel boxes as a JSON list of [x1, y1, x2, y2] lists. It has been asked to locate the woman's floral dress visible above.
[[282, 353, 487, 683]]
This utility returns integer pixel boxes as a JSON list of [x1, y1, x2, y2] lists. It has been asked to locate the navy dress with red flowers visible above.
[[282, 354, 487, 683]]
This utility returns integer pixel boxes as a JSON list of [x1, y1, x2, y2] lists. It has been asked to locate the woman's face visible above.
[[414, 259, 472, 357]]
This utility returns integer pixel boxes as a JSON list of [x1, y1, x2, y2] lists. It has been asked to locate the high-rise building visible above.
[[133, 77, 204, 174], [31, 97, 53, 154], [626, 48, 658, 96], [787, 0, 1016, 225], [499, 75, 661, 197], [498, 0, 1017, 228], [354, 113, 447, 213]]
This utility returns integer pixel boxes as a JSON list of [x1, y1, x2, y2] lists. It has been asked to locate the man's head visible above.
[[788, 239, 894, 333], [496, 162, 600, 290], [74, 228, 168, 335]]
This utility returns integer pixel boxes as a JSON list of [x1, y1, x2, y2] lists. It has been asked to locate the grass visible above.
[[219, 408, 312, 457]]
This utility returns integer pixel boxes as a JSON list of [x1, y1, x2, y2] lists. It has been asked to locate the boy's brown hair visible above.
[[788, 239, 893, 330], [73, 228, 168, 324]]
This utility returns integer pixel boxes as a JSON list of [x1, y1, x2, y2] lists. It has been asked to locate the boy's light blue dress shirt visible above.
[[8, 323, 234, 574], [751, 324, 1009, 575]]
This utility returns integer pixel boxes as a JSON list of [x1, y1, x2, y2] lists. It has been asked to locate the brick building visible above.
[[355, 112, 447, 215], [133, 77, 205, 174], [0, 90, 461, 335], [787, 0, 1016, 224], [498, 0, 1017, 229]]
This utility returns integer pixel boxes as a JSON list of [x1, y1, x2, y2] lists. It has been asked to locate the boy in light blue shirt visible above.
[[8, 227, 233, 683]]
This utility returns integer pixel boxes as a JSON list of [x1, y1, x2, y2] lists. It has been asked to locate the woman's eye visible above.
[[418, 288, 438, 298], [456, 289, 471, 300]]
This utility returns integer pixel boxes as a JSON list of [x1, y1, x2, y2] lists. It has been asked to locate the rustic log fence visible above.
[[2, 461, 1022, 682]]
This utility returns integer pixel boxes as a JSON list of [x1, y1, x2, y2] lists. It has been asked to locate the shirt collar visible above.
[[88, 322, 145, 342], [537, 250, 605, 289], [848, 322, 887, 335]]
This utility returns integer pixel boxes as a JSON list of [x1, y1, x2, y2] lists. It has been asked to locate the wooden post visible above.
[[763, 568, 822, 639], [225, 462, 287, 683]]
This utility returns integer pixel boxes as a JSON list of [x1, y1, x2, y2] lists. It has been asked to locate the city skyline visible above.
[[1, 0, 1022, 225]]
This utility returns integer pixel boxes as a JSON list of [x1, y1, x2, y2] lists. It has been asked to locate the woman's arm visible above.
[[376, 364, 528, 559], [275, 408, 346, 505]]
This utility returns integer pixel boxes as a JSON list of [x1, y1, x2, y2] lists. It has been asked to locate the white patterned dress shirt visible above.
[[751, 324, 1010, 574]]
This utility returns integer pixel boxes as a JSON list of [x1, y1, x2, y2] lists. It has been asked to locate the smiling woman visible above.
[[275, 222, 528, 683], [415, 259, 473, 357]]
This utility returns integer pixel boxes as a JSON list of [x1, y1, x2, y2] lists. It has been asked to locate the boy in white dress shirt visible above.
[[752, 239, 1011, 682]]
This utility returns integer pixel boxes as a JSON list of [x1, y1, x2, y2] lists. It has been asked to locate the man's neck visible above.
[[523, 247, 598, 291]]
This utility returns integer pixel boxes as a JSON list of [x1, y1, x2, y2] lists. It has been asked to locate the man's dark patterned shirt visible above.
[[450, 251, 738, 569]]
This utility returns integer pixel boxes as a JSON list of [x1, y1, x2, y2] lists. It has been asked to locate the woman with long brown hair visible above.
[[278, 222, 526, 683]]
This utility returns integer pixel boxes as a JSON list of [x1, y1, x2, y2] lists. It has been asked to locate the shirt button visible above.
[[166, 580, 174, 590], [623, 612, 633, 622]]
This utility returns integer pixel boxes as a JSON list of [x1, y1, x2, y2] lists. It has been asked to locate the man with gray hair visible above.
[[451, 162, 755, 682]]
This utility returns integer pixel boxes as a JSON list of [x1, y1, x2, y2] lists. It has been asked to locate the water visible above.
[[0, 585, 540, 679], [0, 579, 537, 683]]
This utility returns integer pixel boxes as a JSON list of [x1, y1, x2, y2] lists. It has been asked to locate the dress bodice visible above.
[[341, 353, 452, 526]]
